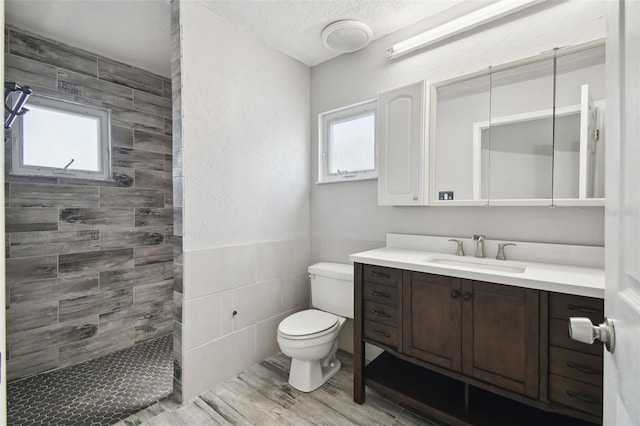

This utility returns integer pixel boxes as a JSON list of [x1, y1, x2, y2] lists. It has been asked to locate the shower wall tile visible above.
[[9, 317, 99, 358], [10, 275, 99, 305], [10, 183, 100, 208], [135, 207, 174, 227], [10, 29, 98, 77], [58, 69, 134, 107], [111, 126, 134, 148], [6, 348, 59, 382], [59, 248, 134, 278], [5, 54, 57, 89], [100, 187, 165, 208], [112, 147, 166, 171], [134, 130, 173, 155], [59, 328, 134, 368], [59, 288, 133, 322], [134, 89, 172, 117], [58, 208, 134, 229], [6, 255, 58, 285], [10, 230, 100, 258], [135, 170, 172, 192], [100, 226, 165, 249], [6, 207, 58, 232], [7, 301, 59, 334], [99, 261, 173, 292], [98, 57, 164, 96], [5, 26, 174, 381], [106, 102, 165, 133]]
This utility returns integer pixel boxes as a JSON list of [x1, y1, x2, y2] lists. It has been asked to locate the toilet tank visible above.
[[308, 262, 354, 319]]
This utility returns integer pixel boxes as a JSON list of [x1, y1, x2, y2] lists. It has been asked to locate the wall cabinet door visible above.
[[377, 81, 429, 206], [402, 272, 462, 371], [461, 280, 540, 398]]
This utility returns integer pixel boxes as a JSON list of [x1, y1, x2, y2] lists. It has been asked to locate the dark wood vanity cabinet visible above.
[[354, 263, 604, 425]]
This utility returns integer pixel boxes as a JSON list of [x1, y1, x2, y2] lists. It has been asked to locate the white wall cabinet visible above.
[[377, 81, 429, 206]]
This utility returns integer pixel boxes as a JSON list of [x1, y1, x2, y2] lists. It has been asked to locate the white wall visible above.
[[310, 1, 607, 255], [179, 0, 310, 401]]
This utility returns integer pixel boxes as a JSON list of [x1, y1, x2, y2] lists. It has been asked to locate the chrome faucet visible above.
[[496, 243, 516, 260], [472, 235, 485, 258], [448, 239, 465, 256]]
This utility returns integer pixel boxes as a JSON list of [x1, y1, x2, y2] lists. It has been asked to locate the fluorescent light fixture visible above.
[[387, 0, 547, 60]]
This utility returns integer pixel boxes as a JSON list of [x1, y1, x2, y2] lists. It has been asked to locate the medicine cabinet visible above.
[[429, 41, 605, 206]]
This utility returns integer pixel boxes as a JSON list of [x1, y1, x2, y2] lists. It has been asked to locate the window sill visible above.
[[316, 175, 378, 185]]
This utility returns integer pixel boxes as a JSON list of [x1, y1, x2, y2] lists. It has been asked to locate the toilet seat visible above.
[[278, 309, 339, 340]]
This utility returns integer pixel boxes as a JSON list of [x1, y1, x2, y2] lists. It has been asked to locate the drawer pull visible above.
[[371, 309, 391, 318], [370, 290, 390, 298], [567, 304, 601, 314], [371, 271, 391, 279], [566, 390, 600, 405], [566, 361, 599, 375], [371, 329, 391, 338]]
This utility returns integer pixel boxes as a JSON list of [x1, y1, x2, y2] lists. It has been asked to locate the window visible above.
[[11, 95, 111, 181], [319, 100, 377, 183]]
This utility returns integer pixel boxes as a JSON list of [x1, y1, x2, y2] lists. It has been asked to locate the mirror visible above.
[[430, 41, 605, 206]]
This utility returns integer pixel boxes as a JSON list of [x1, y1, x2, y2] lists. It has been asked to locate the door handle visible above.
[[568, 316, 615, 353]]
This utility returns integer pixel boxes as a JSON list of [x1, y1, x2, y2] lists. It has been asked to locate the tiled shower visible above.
[[4, 26, 174, 382]]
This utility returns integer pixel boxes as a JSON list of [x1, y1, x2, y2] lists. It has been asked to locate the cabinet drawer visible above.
[[549, 318, 603, 357], [363, 320, 398, 348], [550, 293, 604, 323], [364, 300, 398, 327], [549, 374, 602, 417], [549, 346, 603, 387], [363, 282, 398, 307], [363, 265, 401, 287]]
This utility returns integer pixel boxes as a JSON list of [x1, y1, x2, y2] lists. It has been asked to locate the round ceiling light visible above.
[[321, 20, 373, 53]]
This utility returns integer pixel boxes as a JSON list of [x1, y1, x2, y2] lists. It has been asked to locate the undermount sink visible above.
[[422, 255, 527, 274]]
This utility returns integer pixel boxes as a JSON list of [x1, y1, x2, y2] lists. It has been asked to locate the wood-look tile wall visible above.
[[4, 26, 174, 381], [170, 0, 184, 403]]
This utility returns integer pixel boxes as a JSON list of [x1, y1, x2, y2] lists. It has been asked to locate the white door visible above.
[[602, 1, 640, 424]]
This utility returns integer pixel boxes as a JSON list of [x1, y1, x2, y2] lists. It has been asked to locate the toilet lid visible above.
[[278, 309, 339, 337]]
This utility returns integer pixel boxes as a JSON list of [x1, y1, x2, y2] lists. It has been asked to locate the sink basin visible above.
[[422, 255, 527, 274]]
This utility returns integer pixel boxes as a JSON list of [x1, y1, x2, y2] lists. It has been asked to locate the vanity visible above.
[[351, 234, 604, 425]]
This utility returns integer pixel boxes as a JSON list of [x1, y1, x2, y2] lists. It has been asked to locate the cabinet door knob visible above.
[[463, 292, 473, 301], [451, 290, 460, 299]]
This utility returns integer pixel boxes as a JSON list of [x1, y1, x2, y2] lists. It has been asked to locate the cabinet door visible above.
[[377, 81, 429, 206], [402, 272, 461, 371], [461, 280, 539, 398]]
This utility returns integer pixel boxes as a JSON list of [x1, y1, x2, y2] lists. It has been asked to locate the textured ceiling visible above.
[[5, 0, 477, 76], [197, 0, 467, 66]]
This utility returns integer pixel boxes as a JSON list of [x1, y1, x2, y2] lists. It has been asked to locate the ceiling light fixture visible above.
[[322, 20, 373, 53], [387, 0, 547, 60]]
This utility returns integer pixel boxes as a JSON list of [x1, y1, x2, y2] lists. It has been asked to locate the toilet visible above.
[[277, 262, 353, 392]]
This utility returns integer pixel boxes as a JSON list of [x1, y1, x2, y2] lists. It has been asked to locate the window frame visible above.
[[318, 99, 377, 183], [11, 94, 112, 181]]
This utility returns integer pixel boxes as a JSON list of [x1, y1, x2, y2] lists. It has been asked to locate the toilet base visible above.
[[288, 358, 342, 392]]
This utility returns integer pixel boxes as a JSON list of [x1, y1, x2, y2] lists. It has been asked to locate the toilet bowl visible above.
[[277, 262, 353, 392]]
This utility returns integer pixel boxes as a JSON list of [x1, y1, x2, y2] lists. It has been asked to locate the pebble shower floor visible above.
[[8, 334, 173, 425]]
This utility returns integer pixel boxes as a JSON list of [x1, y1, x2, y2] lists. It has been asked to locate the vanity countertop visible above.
[[350, 246, 604, 299]]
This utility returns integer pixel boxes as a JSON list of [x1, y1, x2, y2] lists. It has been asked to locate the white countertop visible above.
[[350, 246, 604, 299]]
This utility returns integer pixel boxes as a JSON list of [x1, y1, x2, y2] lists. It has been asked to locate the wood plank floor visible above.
[[116, 350, 440, 425]]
